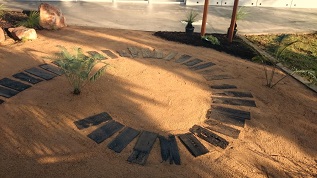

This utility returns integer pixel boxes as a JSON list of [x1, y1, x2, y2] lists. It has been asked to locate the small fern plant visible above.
[[17, 11, 40, 29], [54, 46, 108, 95]]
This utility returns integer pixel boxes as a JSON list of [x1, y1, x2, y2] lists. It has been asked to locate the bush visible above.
[[201, 35, 220, 45], [17, 11, 40, 29]]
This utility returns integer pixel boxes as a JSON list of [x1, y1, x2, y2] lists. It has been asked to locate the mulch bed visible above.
[[0, 11, 27, 28], [154, 31, 260, 61]]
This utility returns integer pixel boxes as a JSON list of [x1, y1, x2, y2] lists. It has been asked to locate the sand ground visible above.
[[0, 26, 316, 177]]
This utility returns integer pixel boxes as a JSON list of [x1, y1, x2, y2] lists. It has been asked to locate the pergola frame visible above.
[[201, 0, 239, 43]]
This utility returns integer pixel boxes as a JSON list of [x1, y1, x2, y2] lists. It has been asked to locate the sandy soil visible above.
[[0, 26, 316, 178]]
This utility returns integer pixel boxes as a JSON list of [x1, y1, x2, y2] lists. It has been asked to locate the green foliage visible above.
[[248, 33, 317, 86], [17, 11, 40, 29], [201, 35, 220, 45], [184, 10, 199, 25], [53, 46, 108, 95], [262, 34, 298, 88], [0, 4, 5, 18]]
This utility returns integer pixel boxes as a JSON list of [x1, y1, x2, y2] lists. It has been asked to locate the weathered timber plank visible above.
[[74, 112, 113, 130], [190, 125, 229, 149], [0, 78, 31, 92], [87, 120, 124, 144], [108, 127, 140, 153], [212, 97, 256, 107], [178, 133, 209, 157], [25, 67, 57, 80], [39, 64, 63, 76], [205, 119, 240, 139], [0, 86, 19, 98]]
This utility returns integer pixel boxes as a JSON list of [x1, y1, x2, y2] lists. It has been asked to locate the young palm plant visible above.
[[264, 34, 298, 88], [54, 46, 108, 95]]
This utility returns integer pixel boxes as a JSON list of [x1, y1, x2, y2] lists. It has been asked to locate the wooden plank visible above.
[[13, 72, 43, 84], [190, 62, 215, 70], [198, 69, 213, 75], [204, 75, 233, 81], [159, 135, 181, 165], [153, 50, 164, 59], [190, 125, 229, 149], [212, 97, 257, 107], [159, 135, 170, 162], [210, 84, 237, 89], [128, 47, 141, 58], [0, 86, 19, 98], [164, 52, 178, 61], [127, 151, 149, 165], [175, 54, 191, 63], [74, 112, 113, 130], [141, 48, 154, 58], [87, 51, 106, 59], [206, 111, 245, 127], [108, 127, 140, 153], [39, 64, 63, 76], [133, 131, 158, 152], [87, 120, 124, 144], [205, 119, 241, 139], [101, 50, 118, 59], [117, 50, 132, 58], [183, 58, 203, 66], [212, 106, 251, 120], [169, 135, 181, 165], [25, 67, 57, 80], [127, 131, 158, 165], [214, 91, 253, 98], [178, 133, 209, 157], [0, 78, 31, 92]]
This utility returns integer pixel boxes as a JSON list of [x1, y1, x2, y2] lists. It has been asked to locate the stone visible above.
[[39, 3, 66, 30], [8, 26, 37, 41], [0, 28, 5, 43]]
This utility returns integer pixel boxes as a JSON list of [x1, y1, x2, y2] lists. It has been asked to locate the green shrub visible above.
[[17, 11, 40, 29], [54, 46, 108, 95], [201, 35, 220, 45]]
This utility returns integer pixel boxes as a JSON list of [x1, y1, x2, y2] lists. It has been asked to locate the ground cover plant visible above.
[[247, 33, 317, 84]]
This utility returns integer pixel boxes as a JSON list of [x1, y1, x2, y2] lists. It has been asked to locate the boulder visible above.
[[39, 3, 66, 30], [8, 26, 37, 41], [0, 28, 5, 43]]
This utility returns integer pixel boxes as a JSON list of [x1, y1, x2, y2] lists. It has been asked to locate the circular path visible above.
[[0, 46, 257, 165]]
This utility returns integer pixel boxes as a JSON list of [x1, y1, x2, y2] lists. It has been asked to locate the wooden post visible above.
[[228, 0, 239, 43], [201, 0, 209, 36]]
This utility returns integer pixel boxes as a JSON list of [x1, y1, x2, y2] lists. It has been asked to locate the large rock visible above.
[[8, 26, 37, 41], [39, 3, 66, 30], [0, 28, 5, 43]]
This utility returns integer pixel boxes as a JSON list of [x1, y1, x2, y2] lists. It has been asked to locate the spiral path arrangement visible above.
[[0, 47, 257, 165]]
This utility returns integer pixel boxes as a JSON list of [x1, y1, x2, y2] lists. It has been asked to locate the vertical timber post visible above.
[[228, 0, 239, 43], [201, 0, 209, 36]]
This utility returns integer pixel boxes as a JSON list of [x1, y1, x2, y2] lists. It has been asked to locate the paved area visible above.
[[2, 1, 317, 34]]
